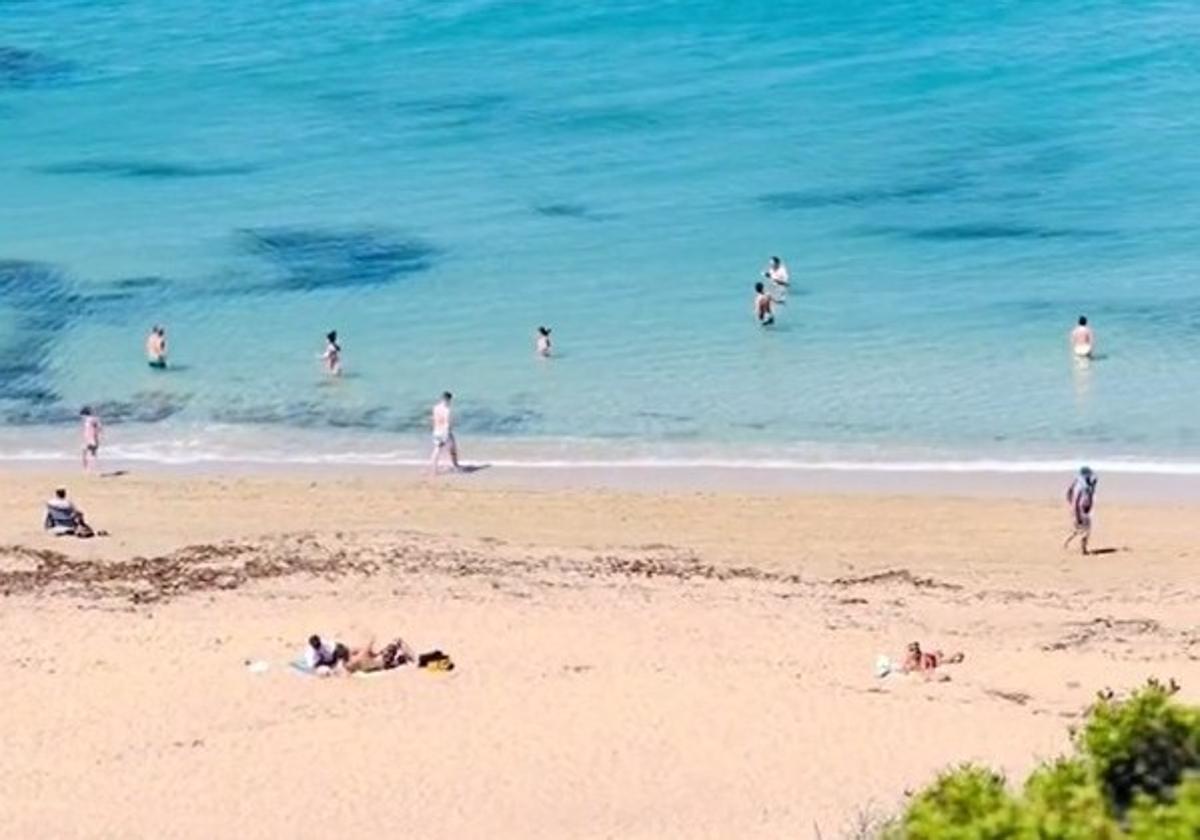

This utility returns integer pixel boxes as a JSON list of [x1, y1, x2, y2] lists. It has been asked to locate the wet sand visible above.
[[2, 469, 1197, 838]]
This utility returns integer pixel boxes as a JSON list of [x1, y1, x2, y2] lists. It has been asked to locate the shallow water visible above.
[[2, 0, 1199, 468]]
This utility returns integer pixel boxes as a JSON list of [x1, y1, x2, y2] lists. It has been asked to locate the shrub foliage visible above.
[[885, 680, 1200, 839]]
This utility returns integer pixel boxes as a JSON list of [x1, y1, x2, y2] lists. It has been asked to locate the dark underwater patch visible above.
[[35, 160, 257, 179], [212, 399, 542, 436], [213, 401, 389, 431], [2, 403, 79, 426], [533, 202, 610, 221], [454, 405, 543, 435], [758, 181, 959, 210], [394, 92, 509, 120], [0, 46, 75, 88], [542, 104, 661, 133], [857, 223, 1114, 242], [111, 275, 168, 291], [238, 227, 439, 291], [92, 392, 190, 424]]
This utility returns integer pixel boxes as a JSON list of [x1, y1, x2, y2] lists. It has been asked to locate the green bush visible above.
[[1020, 759, 1120, 839], [1125, 774, 1200, 840], [885, 765, 1023, 840], [883, 682, 1200, 839], [1078, 681, 1200, 814]]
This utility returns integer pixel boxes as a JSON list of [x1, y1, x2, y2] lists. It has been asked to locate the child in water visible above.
[[536, 326, 552, 357], [754, 282, 777, 326], [146, 325, 167, 369]]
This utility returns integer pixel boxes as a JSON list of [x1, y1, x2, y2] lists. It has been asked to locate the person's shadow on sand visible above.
[[456, 464, 491, 474]]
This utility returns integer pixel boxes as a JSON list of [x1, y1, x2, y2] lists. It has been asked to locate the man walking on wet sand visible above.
[[429, 391, 461, 475], [1064, 466, 1098, 555]]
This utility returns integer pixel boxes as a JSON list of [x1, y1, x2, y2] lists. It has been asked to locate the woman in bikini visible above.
[[345, 636, 415, 673], [901, 641, 965, 673]]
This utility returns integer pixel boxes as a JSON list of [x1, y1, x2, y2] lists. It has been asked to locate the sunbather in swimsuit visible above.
[[345, 636, 415, 673], [901, 641, 965, 673]]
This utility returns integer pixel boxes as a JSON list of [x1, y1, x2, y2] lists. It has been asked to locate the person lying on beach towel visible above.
[[43, 488, 100, 538], [901, 641, 964, 674], [345, 636, 416, 674], [305, 634, 351, 675]]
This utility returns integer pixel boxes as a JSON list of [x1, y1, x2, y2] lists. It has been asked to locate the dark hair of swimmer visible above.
[[754, 282, 765, 294], [326, 330, 338, 344], [1078, 316, 1087, 326], [770, 256, 781, 266], [442, 391, 453, 401], [538, 326, 551, 336], [80, 406, 92, 416]]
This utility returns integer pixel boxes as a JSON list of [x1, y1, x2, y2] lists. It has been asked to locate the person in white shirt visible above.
[[304, 634, 349, 673], [764, 256, 790, 294], [430, 391, 461, 475]]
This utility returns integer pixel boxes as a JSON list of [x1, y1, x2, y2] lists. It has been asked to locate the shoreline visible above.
[[4, 455, 1200, 502]]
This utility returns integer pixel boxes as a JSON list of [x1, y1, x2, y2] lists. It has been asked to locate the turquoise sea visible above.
[[2, 0, 1199, 470]]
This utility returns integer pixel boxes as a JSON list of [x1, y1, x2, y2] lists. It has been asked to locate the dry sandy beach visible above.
[[1, 468, 1198, 838]]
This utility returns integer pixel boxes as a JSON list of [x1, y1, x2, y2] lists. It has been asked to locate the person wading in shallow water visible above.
[[146, 325, 168, 369], [754, 282, 780, 326], [535, 326, 552, 357], [321, 330, 342, 376]]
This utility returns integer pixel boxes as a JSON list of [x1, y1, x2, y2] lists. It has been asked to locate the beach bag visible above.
[[418, 650, 454, 671]]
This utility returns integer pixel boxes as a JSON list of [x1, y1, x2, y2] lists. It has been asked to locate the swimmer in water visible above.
[[754, 282, 778, 326], [430, 391, 461, 475], [536, 326, 552, 358], [1070, 316, 1094, 359], [80, 406, 101, 473], [764, 256, 790, 296], [146, 325, 167, 369], [321, 330, 342, 376]]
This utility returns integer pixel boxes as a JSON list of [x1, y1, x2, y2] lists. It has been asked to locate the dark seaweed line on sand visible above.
[[0, 536, 971, 605]]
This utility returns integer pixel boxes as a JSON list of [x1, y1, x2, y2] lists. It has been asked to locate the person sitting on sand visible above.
[[44, 488, 97, 537], [344, 636, 416, 674], [901, 641, 964, 673], [305, 634, 350, 674]]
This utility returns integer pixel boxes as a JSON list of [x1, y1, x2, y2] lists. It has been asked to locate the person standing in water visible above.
[[754, 282, 778, 326], [321, 330, 342, 376], [764, 256, 790, 295], [536, 326, 552, 358], [1070, 316, 1094, 359], [1064, 466, 1098, 555], [430, 391, 461, 475], [146, 325, 167, 369], [80, 406, 102, 473]]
